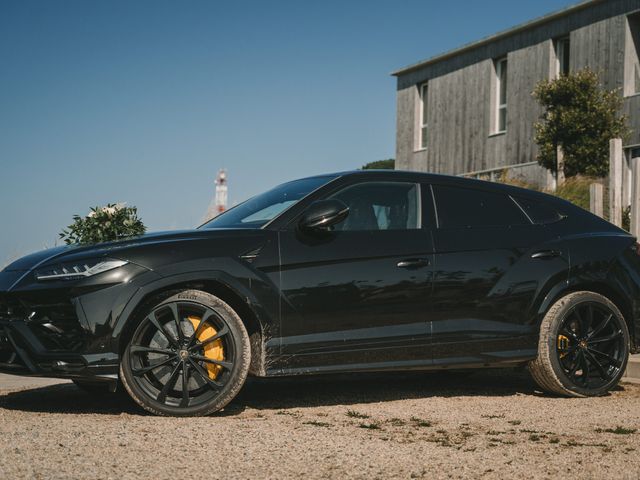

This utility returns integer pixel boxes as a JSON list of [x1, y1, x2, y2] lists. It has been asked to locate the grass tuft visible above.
[[359, 422, 382, 430], [303, 421, 331, 428], [595, 426, 637, 435], [410, 416, 432, 427], [346, 410, 370, 419]]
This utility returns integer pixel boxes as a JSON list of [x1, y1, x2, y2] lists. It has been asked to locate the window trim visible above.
[[417, 82, 429, 151], [494, 57, 508, 134], [554, 36, 570, 77], [625, 13, 640, 97]]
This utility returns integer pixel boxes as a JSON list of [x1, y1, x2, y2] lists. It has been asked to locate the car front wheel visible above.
[[120, 290, 251, 416], [529, 291, 630, 397]]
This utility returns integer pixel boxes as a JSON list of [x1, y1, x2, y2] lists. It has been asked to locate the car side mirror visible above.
[[299, 199, 349, 232]]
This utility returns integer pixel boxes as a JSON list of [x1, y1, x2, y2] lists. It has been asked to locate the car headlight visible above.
[[35, 258, 128, 281]]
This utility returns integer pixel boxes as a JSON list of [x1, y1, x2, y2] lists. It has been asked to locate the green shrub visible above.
[[60, 203, 146, 245], [361, 159, 395, 170], [533, 68, 628, 177]]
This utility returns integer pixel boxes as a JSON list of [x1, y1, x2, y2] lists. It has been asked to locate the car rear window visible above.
[[432, 184, 529, 228], [513, 196, 564, 225]]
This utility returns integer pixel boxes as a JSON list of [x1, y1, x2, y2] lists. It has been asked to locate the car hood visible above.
[[2, 229, 258, 273]]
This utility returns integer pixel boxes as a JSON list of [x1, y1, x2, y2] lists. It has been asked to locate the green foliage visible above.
[[60, 203, 146, 245], [533, 68, 628, 178], [623, 205, 631, 232], [361, 159, 395, 170], [553, 176, 595, 211]]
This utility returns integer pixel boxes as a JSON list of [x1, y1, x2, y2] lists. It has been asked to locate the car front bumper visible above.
[[0, 319, 119, 382]]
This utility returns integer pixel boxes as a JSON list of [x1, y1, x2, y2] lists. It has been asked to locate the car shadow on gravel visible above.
[[226, 368, 540, 413], [0, 368, 559, 416], [0, 368, 627, 416], [0, 383, 141, 415]]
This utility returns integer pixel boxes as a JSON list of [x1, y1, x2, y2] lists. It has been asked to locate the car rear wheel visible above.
[[529, 291, 630, 397], [120, 290, 250, 416]]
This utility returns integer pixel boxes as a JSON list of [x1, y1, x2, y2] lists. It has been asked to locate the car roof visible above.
[[327, 169, 541, 195]]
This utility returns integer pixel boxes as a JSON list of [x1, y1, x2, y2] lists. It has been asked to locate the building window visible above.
[[554, 36, 570, 76], [419, 83, 428, 149], [626, 13, 640, 96], [494, 58, 507, 133]]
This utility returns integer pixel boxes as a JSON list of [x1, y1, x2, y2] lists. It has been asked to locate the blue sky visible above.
[[0, 0, 573, 263]]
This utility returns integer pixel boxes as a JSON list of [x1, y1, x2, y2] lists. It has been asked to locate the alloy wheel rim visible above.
[[557, 301, 625, 389], [128, 301, 235, 409]]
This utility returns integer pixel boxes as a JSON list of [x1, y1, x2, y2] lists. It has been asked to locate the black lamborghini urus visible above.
[[1, 170, 638, 416]]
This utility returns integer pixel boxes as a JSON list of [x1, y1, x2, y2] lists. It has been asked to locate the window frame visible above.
[[554, 36, 571, 77], [418, 82, 429, 151], [625, 13, 640, 97], [494, 57, 508, 134]]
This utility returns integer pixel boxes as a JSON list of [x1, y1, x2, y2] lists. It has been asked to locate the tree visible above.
[[361, 159, 395, 170], [533, 68, 628, 178], [60, 203, 146, 245]]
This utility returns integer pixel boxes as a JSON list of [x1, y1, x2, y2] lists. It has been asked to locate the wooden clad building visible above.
[[393, 0, 640, 186]]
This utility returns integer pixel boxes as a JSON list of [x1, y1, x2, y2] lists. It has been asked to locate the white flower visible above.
[[87, 203, 126, 218]]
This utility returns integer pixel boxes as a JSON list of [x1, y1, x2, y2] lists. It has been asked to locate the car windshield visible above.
[[201, 175, 337, 229]]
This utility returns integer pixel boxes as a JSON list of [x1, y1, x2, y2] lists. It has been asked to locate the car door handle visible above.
[[397, 258, 430, 269], [531, 250, 561, 259]]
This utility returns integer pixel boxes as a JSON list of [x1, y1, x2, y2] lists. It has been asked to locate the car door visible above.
[[429, 183, 569, 366], [277, 179, 434, 372]]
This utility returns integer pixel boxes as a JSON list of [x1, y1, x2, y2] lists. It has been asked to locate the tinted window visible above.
[[202, 176, 335, 229], [433, 185, 528, 228], [513, 196, 564, 224], [329, 182, 420, 231]]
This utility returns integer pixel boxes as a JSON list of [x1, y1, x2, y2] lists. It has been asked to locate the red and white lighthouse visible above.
[[204, 169, 228, 222]]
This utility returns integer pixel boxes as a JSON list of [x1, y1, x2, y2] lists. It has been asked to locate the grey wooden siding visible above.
[[395, 0, 640, 178], [571, 15, 626, 90], [504, 41, 551, 167]]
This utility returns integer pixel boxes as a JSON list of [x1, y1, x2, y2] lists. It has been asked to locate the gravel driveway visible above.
[[1, 369, 639, 480]]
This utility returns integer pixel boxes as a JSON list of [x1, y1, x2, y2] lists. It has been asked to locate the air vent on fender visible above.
[[239, 246, 263, 263]]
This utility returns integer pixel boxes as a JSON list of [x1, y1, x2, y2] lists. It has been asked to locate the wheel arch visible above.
[[536, 279, 635, 348], [113, 273, 272, 376]]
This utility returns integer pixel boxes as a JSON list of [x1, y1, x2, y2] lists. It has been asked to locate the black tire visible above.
[[529, 291, 630, 397], [120, 290, 251, 416]]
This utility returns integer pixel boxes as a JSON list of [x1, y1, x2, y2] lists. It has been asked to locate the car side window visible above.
[[432, 184, 529, 228], [328, 182, 421, 231], [513, 196, 564, 224]]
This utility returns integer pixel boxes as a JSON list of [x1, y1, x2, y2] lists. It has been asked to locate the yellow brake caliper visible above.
[[188, 315, 224, 380], [557, 334, 570, 358]]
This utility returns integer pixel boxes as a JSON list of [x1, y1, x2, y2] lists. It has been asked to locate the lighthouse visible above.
[[204, 169, 228, 222]]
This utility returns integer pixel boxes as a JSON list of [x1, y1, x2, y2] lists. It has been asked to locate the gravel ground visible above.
[[1, 369, 639, 480]]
